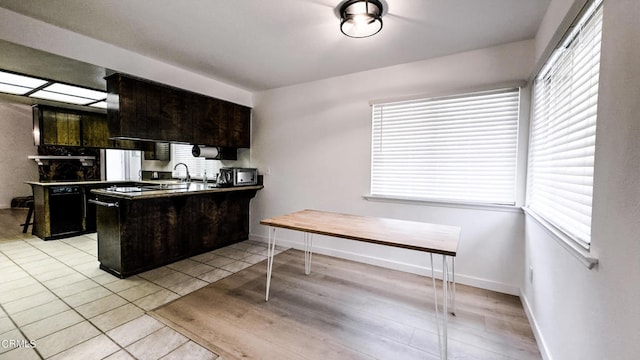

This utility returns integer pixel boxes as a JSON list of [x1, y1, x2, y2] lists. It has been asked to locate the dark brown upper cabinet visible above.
[[231, 104, 251, 148], [107, 74, 143, 140], [33, 105, 151, 151], [106, 73, 250, 148], [191, 94, 219, 146], [81, 111, 111, 148], [34, 106, 82, 146]]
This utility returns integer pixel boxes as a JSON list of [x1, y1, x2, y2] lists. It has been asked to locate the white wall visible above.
[[0, 100, 38, 208], [522, 0, 640, 359], [250, 40, 535, 295]]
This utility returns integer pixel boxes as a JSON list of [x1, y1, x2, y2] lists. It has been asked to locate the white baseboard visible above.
[[249, 233, 520, 296], [520, 289, 551, 360]]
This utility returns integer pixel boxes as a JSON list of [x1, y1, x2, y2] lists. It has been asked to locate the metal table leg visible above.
[[451, 257, 456, 316], [304, 232, 313, 275], [265, 227, 277, 301], [430, 254, 454, 360], [442, 255, 449, 360]]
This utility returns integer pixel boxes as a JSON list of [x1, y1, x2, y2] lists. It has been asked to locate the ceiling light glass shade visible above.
[[340, 0, 384, 38]]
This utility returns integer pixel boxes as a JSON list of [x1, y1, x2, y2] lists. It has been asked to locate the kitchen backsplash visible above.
[[37, 145, 101, 181]]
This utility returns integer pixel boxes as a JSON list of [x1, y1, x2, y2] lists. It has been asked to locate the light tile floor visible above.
[[0, 232, 287, 359]]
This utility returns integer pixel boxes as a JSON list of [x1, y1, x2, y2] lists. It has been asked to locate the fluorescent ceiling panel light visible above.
[[0, 83, 33, 95], [0, 70, 48, 89], [88, 101, 107, 109], [42, 83, 106, 100], [0, 68, 108, 107], [30, 90, 95, 105]]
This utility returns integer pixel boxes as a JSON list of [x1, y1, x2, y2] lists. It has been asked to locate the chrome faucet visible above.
[[173, 162, 191, 183]]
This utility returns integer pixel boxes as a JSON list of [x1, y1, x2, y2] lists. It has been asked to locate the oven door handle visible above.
[[88, 199, 119, 208]]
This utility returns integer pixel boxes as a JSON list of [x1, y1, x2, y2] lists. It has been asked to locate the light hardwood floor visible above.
[[153, 249, 542, 360]]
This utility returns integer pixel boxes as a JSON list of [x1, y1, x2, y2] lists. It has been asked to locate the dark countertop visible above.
[[25, 179, 200, 187], [26, 179, 263, 200], [26, 180, 137, 186], [91, 184, 264, 200]]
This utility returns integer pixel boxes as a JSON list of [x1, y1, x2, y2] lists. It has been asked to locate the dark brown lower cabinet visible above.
[[94, 188, 259, 278]]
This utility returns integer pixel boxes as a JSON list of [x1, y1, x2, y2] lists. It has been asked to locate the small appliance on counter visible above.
[[217, 167, 258, 187]]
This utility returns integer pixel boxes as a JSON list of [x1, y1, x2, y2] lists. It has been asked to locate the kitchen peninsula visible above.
[[91, 183, 262, 278]]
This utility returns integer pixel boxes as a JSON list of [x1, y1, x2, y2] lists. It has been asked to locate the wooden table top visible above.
[[260, 209, 460, 256]]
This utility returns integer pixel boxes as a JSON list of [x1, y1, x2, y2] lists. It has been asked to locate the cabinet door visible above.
[[142, 80, 161, 140], [159, 86, 192, 143], [81, 113, 110, 148], [65, 113, 82, 146], [107, 74, 140, 139], [231, 105, 251, 148], [126, 78, 193, 142], [39, 108, 81, 146], [214, 102, 251, 148], [217, 101, 234, 147], [41, 108, 58, 145], [54, 112, 68, 144], [192, 95, 220, 146]]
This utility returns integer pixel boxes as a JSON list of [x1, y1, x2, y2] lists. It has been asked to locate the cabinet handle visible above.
[[88, 199, 119, 208]]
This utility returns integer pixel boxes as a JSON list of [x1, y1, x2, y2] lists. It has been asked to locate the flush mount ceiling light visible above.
[[339, 0, 384, 38]]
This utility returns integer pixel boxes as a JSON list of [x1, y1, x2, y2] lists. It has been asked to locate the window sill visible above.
[[363, 194, 523, 213], [522, 207, 599, 269]]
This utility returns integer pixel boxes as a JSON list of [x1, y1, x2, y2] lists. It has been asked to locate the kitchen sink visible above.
[[105, 186, 153, 193], [142, 182, 218, 191], [105, 182, 216, 194], [142, 183, 191, 190]]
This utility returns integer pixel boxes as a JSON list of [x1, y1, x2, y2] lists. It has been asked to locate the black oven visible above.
[[48, 185, 84, 237]]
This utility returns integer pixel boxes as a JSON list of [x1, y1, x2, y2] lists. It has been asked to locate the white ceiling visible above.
[[0, 0, 550, 92]]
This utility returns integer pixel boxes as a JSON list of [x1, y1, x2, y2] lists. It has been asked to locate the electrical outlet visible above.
[[529, 266, 534, 283]]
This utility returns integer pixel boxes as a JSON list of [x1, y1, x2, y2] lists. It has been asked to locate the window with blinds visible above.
[[371, 88, 520, 205], [172, 144, 219, 180], [526, 0, 603, 248]]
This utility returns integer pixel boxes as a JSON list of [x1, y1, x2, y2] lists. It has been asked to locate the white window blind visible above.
[[172, 144, 219, 180], [527, 0, 603, 248], [371, 88, 520, 205]]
